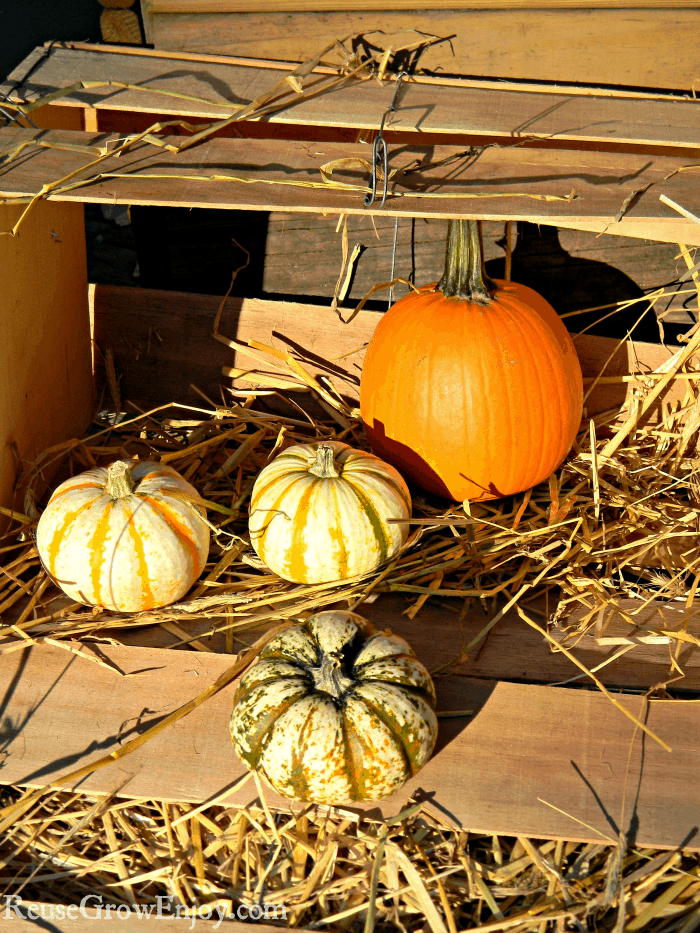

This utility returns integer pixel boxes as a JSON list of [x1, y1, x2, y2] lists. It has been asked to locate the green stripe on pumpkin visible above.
[[342, 480, 390, 566]]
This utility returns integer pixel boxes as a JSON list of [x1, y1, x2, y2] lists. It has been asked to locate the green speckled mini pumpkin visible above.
[[230, 610, 437, 804]]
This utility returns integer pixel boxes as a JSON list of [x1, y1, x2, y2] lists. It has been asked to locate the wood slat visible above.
[[142, 7, 700, 91], [145, 1, 700, 9], [5, 45, 700, 151], [2, 127, 700, 244], [0, 200, 93, 511], [1, 641, 698, 849], [109, 590, 700, 693], [90, 284, 699, 418]]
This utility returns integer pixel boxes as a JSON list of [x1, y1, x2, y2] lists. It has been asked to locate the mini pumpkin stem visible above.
[[438, 219, 496, 305], [311, 653, 354, 699], [105, 460, 135, 499], [308, 444, 340, 479]]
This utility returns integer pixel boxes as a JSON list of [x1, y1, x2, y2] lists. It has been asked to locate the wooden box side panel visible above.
[[0, 200, 93, 512], [142, 7, 700, 92]]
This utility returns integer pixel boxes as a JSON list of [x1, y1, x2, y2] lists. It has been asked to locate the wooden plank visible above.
[[260, 213, 694, 335], [1, 641, 698, 848], [5, 46, 700, 151], [109, 590, 700, 693], [146, 1, 700, 10], [29, 40, 700, 101], [144, 8, 700, 91], [90, 284, 699, 416], [0, 199, 93, 513], [2, 127, 700, 245]]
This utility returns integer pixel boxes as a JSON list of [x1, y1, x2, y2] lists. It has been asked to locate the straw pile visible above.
[[1, 327, 700, 676], [2, 783, 700, 931]]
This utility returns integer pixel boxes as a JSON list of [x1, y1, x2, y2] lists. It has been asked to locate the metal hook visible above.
[[364, 71, 409, 209]]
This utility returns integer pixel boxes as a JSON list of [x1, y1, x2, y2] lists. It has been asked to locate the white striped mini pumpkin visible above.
[[248, 441, 411, 583], [230, 611, 437, 803], [36, 459, 210, 612]]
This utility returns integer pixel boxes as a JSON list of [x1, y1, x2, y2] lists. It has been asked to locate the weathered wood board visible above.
[[5, 44, 700, 152], [2, 126, 699, 244], [139, 5, 700, 92], [106, 591, 700, 694], [0, 200, 93, 512], [0, 641, 698, 849]]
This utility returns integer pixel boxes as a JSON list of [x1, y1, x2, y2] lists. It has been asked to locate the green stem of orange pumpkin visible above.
[[308, 445, 339, 479], [105, 460, 135, 499], [438, 219, 496, 304]]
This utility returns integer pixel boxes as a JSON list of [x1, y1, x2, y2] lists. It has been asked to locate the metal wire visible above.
[[364, 71, 409, 209], [388, 215, 400, 308]]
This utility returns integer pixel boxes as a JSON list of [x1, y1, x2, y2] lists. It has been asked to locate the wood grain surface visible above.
[[0, 640, 698, 849], [142, 7, 700, 91], [5, 45, 700, 151], [2, 126, 700, 244], [0, 200, 94, 511]]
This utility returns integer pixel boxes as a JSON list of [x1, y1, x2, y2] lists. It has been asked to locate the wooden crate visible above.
[[1, 40, 700, 864]]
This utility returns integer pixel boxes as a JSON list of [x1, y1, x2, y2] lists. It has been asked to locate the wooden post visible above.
[[0, 198, 94, 512]]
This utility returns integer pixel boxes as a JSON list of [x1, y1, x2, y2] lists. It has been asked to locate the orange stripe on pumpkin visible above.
[[45, 498, 100, 578], [143, 497, 203, 578], [49, 483, 104, 502], [124, 503, 155, 610], [90, 501, 114, 607]]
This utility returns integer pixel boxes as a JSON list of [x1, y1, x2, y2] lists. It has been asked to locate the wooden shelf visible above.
[[4, 43, 700, 149], [2, 126, 700, 244]]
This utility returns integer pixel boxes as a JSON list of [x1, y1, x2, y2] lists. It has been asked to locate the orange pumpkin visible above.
[[360, 220, 583, 502]]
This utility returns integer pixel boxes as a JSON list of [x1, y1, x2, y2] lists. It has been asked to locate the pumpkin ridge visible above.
[[339, 711, 360, 801], [254, 696, 311, 770], [509, 299, 550, 490], [353, 651, 415, 673], [49, 483, 104, 502], [345, 464, 411, 511], [143, 496, 202, 579], [235, 685, 310, 769], [123, 502, 155, 610], [356, 687, 432, 776], [492, 296, 524, 494], [44, 497, 103, 578], [341, 480, 389, 566], [358, 677, 436, 708], [328, 483, 349, 580], [350, 692, 413, 779], [89, 500, 115, 607], [251, 466, 307, 506], [234, 666, 309, 706], [250, 473, 309, 553], [531, 309, 562, 486], [284, 480, 318, 582]]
